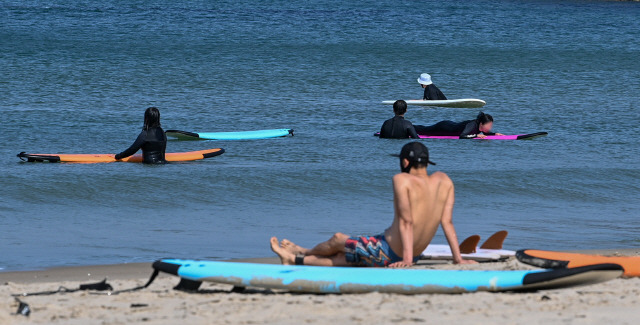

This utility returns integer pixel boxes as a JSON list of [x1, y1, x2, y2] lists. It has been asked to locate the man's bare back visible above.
[[270, 142, 475, 267], [383, 170, 454, 266]]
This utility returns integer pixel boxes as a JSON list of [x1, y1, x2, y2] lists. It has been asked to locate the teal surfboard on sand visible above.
[[166, 129, 293, 140], [153, 259, 621, 294]]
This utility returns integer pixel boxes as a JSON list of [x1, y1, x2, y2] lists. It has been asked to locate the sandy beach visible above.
[[1, 250, 639, 325], [3, 1, 639, 324]]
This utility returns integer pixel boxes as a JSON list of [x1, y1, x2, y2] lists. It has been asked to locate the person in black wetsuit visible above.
[[418, 73, 447, 100], [379, 100, 420, 139], [115, 107, 167, 164], [414, 112, 505, 139]]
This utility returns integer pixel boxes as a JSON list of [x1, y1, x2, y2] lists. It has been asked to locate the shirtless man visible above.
[[270, 142, 476, 267]]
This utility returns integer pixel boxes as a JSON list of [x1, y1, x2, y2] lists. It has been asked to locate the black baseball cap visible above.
[[398, 142, 436, 165]]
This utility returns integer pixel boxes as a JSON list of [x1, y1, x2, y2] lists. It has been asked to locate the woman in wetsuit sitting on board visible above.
[[115, 107, 167, 164], [413, 112, 504, 139]]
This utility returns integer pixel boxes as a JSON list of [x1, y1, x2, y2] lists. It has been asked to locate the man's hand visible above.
[[495, 133, 505, 136], [476, 134, 487, 138], [388, 261, 413, 268], [454, 259, 478, 265]]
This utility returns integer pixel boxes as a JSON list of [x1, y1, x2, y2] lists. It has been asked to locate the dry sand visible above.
[[1, 251, 639, 325]]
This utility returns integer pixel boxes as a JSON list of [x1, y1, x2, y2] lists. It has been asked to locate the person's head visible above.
[[393, 100, 407, 116], [476, 111, 494, 133], [399, 141, 436, 173], [143, 107, 161, 130], [417, 73, 433, 89]]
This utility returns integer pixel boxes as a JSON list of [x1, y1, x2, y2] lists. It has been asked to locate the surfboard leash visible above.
[[90, 269, 160, 296], [10, 269, 160, 297]]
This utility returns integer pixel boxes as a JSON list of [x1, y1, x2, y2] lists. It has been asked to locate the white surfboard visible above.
[[421, 231, 514, 261], [423, 245, 515, 260], [421, 246, 502, 262], [381, 99, 486, 108]]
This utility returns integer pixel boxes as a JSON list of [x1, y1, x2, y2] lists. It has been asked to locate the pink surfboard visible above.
[[374, 132, 547, 140], [419, 132, 547, 140]]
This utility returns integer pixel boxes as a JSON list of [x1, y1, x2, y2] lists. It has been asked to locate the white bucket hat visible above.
[[417, 73, 433, 85]]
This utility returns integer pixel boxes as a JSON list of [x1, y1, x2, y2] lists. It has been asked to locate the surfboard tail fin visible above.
[[174, 278, 202, 292], [459, 235, 481, 254], [480, 230, 508, 249]]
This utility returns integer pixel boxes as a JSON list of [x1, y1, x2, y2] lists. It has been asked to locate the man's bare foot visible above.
[[280, 239, 308, 255], [270, 237, 296, 265]]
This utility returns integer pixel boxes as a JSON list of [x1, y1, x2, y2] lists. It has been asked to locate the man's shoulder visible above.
[[392, 172, 416, 187], [382, 116, 396, 124], [393, 171, 451, 182], [393, 172, 453, 192], [392, 172, 411, 182], [429, 171, 453, 185]]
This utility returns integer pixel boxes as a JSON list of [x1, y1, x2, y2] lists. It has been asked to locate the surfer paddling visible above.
[[270, 142, 476, 267], [414, 111, 505, 139]]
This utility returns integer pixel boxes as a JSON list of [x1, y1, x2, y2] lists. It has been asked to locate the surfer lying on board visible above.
[[418, 73, 447, 100], [414, 111, 505, 139], [115, 107, 167, 164], [379, 100, 420, 139], [270, 142, 476, 267]]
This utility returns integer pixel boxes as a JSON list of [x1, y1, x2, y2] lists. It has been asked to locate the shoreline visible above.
[[1, 250, 639, 324]]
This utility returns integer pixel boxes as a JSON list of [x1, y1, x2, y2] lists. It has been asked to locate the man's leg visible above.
[[305, 232, 350, 256], [279, 233, 349, 256], [301, 252, 350, 267], [270, 235, 351, 266]]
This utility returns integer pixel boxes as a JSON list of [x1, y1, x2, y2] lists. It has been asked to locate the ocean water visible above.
[[1, 0, 639, 271]]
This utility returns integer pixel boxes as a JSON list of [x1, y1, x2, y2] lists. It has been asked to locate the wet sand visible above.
[[1, 250, 639, 324]]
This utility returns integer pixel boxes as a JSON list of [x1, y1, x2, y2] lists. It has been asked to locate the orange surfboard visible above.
[[17, 148, 225, 163], [517, 249, 640, 277]]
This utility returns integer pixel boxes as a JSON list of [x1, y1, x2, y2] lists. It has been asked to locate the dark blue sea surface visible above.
[[1, 0, 639, 270]]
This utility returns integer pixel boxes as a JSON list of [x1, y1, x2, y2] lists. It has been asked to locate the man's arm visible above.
[[379, 120, 389, 138], [441, 182, 476, 264], [407, 123, 420, 139], [390, 175, 414, 267]]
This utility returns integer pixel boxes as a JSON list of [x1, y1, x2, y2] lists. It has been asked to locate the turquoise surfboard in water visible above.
[[153, 259, 621, 294], [166, 129, 293, 140]]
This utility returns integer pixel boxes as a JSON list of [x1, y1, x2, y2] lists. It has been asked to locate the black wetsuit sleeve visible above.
[[459, 121, 479, 139], [115, 130, 146, 159], [406, 121, 419, 139]]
